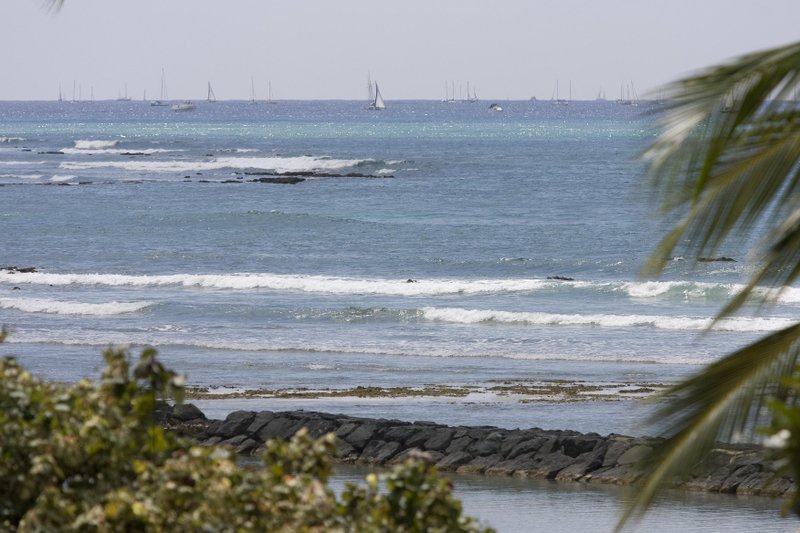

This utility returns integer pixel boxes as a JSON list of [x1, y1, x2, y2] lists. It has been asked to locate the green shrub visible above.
[[0, 338, 491, 532]]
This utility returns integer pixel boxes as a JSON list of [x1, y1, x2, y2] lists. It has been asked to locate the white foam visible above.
[[0, 271, 550, 296], [59, 155, 367, 174], [0, 137, 24, 143], [59, 147, 175, 155], [0, 297, 152, 316], [376, 168, 396, 175], [420, 306, 796, 332], [51, 174, 76, 182], [74, 140, 119, 150], [0, 161, 47, 166]]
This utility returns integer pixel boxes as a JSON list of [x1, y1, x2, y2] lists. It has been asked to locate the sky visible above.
[[2, 0, 799, 101]]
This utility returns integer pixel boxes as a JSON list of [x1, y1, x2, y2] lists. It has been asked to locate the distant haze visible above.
[[2, 0, 799, 101]]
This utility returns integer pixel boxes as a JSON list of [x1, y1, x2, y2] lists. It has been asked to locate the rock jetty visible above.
[[162, 405, 794, 497]]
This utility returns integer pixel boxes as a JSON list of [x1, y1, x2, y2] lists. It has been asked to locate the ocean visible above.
[[1, 99, 796, 432], [1, 98, 795, 531]]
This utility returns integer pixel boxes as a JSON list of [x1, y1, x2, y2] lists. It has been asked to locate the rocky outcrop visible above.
[[160, 406, 795, 497]]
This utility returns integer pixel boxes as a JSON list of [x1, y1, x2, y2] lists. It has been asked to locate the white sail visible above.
[[369, 82, 386, 110], [207, 82, 216, 103]]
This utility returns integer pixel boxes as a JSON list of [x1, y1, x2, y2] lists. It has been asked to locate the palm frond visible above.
[[643, 41, 800, 317], [617, 323, 800, 531], [42, 0, 64, 13]]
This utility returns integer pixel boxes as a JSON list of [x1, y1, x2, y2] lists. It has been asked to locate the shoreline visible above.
[[163, 404, 795, 499]]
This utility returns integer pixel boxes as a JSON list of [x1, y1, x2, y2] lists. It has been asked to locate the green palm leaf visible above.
[[619, 39, 800, 530], [617, 324, 800, 530]]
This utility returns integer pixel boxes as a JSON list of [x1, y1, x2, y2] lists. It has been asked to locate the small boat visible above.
[[265, 81, 277, 104], [151, 68, 170, 106], [488, 103, 503, 112], [207, 82, 216, 103], [367, 81, 386, 110], [171, 101, 196, 112]]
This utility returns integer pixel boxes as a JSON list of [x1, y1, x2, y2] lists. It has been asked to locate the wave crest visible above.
[[0, 297, 153, 316]]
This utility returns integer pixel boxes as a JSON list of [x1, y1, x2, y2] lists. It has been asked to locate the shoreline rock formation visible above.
[[162, 404, 794, 498]]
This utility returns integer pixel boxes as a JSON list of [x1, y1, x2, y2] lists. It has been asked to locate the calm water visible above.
[[330, 466, 794, 533], [0, 99, 794, 528]]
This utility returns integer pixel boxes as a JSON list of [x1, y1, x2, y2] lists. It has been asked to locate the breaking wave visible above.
[[2, 270, 799, 304], [74, 140, 119, 150], [59, 155, 369, 174], [0, 271, 550, 296], [421, 307, 796, 332], [0, 297, 153, 316]]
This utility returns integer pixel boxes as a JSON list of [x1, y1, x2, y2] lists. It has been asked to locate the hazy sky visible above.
[[2, 0, 799, 101]]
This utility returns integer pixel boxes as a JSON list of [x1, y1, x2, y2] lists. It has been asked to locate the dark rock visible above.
[[515, 451, 575, 479], [698, 256, 736, 262], [602, 439, 634, 467], [446, 436, 474, 455], [423, 428, 455, 451], [720, 464, 761, 493], [218, 434, 249, 449], [616, 444, 653, 465], [405, 429, 436, 449], [246, 411, 275, 435], [468, 438, 501, 457], [258, 416, 304, 442], [507, 437, 548, 460], [172, 403, 206, 422], [216, 411, 257, 439], [436, 451, 474, 470], [383, 425, 418, 444], [457, 454, 504, 474], [344, 424, 379, 450], [235, 438, 259, 455], [335, 438, 357, 460], [335, 421, 360, 439], [560, 436, 600, 458], [250, 176, 305, 184], [547, 276, 575, 281], [360, 440, 402, 464]]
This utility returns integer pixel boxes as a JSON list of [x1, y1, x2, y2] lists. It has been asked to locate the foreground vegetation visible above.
[[0, 334, 490, 532]]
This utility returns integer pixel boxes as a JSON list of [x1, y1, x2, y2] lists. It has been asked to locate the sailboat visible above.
[[249, 77, 258, 105], [553, 80, 569, 105], [58, 83, 63, 102], [151, 69, 169, 106], [265, 81, 277, 104], [206, 82, 217, 103], [367, 80, 385, 110], [117, 84, 132, 101]]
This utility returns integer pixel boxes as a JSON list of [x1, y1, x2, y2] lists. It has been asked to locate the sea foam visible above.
[[0, 297, 152, 316], [74, 140, 120, 150], [420, 306, 796, 332], [60, 155, 369, 174], [0, 271, 550, 296]]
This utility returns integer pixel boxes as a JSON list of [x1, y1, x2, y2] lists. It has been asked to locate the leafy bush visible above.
[[0, 338, 491, 532]]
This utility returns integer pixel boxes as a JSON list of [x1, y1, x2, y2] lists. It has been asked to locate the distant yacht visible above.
[[116, 84, 132, 101], [151, 68, 169, 106], [265, 81, 277, 104], [249, 77, 258, 105], [488, 103, 503, 112], [366, 79, 385, 110], [207, 82, 216, 103], [171, 101, 196, 112], [553, 80, 570, 105]]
